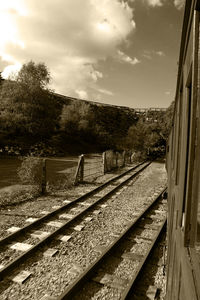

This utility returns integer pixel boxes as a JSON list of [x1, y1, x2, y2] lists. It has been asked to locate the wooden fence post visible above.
[[80, 154, 84, 182], [122, 150, 126, 167], [41, 158, 47, 194], [130, 152, 132, 163], [74, 154, 84, 185], [116, 152, 118, 168], [102, 152, 107, 174]]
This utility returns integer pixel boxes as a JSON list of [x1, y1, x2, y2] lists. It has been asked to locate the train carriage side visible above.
[[166, 0, 200, 299]]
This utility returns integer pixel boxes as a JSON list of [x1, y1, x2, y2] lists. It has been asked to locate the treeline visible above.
[[0, 61, 174, 157], [125, 102, 174, 159]]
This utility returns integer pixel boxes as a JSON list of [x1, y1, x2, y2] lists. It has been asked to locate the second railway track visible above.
[[0, 161, 150, 281], [57, 188, 167, 300]]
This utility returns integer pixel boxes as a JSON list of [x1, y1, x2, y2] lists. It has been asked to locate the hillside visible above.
[[0, 73, 169, 157]]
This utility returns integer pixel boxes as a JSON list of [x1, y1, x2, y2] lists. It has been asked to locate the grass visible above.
[[0, 184, 40, 207]]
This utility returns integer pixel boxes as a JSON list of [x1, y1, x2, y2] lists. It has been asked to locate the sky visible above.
[[0, 0, 185, 108]]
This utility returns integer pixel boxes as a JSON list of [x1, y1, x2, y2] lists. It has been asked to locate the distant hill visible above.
[[52, 92, 166, 115], [52, 92, 137, 115], [0, 77, 168, 156]]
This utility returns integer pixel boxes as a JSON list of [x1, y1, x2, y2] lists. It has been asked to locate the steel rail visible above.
[[56, 188, 167, 300], [121, 218, 167, 299], [0, 161, 148, 247], [0, 161, 151, 280]]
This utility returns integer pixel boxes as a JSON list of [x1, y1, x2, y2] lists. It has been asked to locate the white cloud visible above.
[[155, 51, 165, 56], [174, 0, 185, 10], [117, 50, 140, 65], [144, 0, 164, 7], [142, 50, 165, 59], [75, 90, 88, 99], [2, 62, 22, 79], [90, 70, 103, 81], [95, 88, 114, 96], [142, 51, 152, 59], [165, 91, 171, 95], [143, 0, 185, 9], [0, 0, 135, 97]]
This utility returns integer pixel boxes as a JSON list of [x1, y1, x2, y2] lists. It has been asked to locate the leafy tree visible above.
[[17, 61, 51, 88], [0, 61, 61, 141], [160, 101, 174, 139], [126, 119, 147, 152], [125, 102, 175, 158], [60, 101, 91, 134], [90, 105, 138, 150]]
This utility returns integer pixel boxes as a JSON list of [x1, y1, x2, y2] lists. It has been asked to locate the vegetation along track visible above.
[[0, 161, 150, 281], [57, 188, 167, 300]]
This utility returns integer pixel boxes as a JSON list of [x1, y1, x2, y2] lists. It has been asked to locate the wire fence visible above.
[[44, 158, 77, 191], [0, 150, 134, 206], [14, 150, 134, 194], [74, 150, 133, 185], [83, 154, 103, 181]]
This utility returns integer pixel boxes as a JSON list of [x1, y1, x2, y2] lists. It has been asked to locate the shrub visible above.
[[0, 184, 39, 206], [131, 151, 147, 162], [47, 167, 75, 192], [17, 156, 43, 188]]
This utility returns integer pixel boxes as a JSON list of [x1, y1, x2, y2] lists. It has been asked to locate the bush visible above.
[[131, 151, 147, 162], [47, 171, 74, 192], [0, 184, 39, 206], [17, 156, 43, 188]]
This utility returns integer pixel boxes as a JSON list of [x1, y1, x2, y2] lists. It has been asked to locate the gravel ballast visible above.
[[0, 161, 167, 300]]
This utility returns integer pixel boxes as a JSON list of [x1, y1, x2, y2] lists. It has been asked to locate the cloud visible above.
[[143, 0, 185, 9], [143, 0, 164, 7], [2, 62, 22, 79], [165, 91, 171, 95], [142, 51, 152, 59], [0, 0, 135, 98], [142, 50, 165, 59], [117, 50, 140, 65], [174, 0, 185, 10], [95, 88, 114, 96], [75, 90, 88, 99], [155, 51, 165, 56]]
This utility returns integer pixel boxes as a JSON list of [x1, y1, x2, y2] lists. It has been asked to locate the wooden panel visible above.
[[184, 10, 200, 246], [167, 228, 199, 300], [166, 3, 200, 300], [181, 248, 198, 299]]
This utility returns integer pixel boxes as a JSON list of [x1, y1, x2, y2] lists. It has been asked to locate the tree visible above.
[[17, 61, 51, 89], [60, 101, 91, 134], [0, 61, 60, 140], [125, 119, 147, 152], [90, 105, 138, 150], [125, 102, 175, 158], [160, 101, 174, 139]]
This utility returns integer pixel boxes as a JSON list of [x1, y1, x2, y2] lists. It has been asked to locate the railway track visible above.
[[0, 161, 150, 281], [57, 188, 167, 300]]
